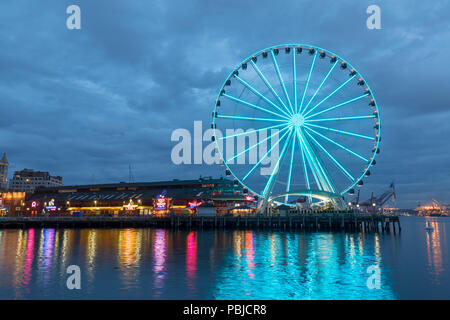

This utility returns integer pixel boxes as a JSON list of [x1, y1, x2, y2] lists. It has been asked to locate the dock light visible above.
[[372, 203, 376, 207], [356, 204, 360, 208], [348, 202, 352, 206]]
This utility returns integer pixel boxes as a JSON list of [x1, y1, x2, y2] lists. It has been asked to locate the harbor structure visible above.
[[19, 176, 252, 216], [0, 213, 401, 233]]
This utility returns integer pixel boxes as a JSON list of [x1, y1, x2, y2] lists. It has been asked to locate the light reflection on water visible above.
[[0, 217, 448, 300], [152, 229, 166, 297], [210, 232, 392, 299], [425, 218, 447, 283]]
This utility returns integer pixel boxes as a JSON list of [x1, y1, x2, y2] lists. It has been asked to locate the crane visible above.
[[359, 183, 397, 213]]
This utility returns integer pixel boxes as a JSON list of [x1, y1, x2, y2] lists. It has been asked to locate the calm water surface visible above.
[[0, 217, 448, 299]]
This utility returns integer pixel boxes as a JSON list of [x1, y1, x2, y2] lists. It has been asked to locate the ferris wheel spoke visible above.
[[219, 123, 286, 140], [304, 123, 375, 141], [302, 60, 338, 114], [285, 132, 296, 202], [216, 114, 288, 123], [250, 60, 292, 116], [297, 130, 311, 191], [298, 52, 318, 114], [304, 126, 368, 162], [296, 128, 323, 191], [222, 93, 290, 120], [305, 93, 370, 120], [306, 115, 376, 123], [242, 128, 292, 181], [226, 125, 291, 163], [234, 75, 291, 118], [292, 50, 298, 113], [304, 130, 355, 181], [302, 75, 356, 117], [262, 129, 294, 196], [300, 128, 337, 193], [271, 51, 294, 114]]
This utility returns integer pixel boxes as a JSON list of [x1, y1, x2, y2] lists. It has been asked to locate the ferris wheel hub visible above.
[[290, 113, 305, 128]]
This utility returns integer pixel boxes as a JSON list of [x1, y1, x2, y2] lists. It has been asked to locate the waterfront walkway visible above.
[[0, 214, 401, 233]]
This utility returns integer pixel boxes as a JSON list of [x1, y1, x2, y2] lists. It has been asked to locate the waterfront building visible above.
[[0, 153, 8, 191], [9, 168, 63, 193], [0, 192, 26, 216], [27, 176, 255, 216]]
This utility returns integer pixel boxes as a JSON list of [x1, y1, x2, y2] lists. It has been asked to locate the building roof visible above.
[[12, 168, 62, 180], [35, 177, 233, 192], [30, 177, 246, 203]]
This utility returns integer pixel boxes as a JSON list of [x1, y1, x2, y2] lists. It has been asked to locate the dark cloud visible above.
[[0, 0, 449, 207]]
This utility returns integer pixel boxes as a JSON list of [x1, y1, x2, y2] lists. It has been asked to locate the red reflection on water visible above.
[[186, 231, 197, 278], [23, 229, 35, 286], [245, 231, 255, 280]]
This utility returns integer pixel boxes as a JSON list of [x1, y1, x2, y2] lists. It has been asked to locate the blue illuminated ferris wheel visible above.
[[212, 44, 381, 208]]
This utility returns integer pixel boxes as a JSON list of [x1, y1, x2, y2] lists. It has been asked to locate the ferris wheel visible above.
[[212, 44, 381, 208]]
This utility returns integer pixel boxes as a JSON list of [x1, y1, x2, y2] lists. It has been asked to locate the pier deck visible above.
[[0, 214, 401, 233]]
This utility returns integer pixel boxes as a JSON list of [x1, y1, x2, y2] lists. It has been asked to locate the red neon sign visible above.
[[187, 200, 202, 208], [155, 197, 167, 210]]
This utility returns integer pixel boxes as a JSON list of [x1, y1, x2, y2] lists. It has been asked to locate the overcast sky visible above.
[[0, 0, 449, 208]]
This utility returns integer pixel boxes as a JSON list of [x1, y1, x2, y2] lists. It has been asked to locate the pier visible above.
[[0, 214, 401, 233]]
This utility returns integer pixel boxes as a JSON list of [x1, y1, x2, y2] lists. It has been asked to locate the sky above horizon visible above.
[[1, 0, 449, 208]]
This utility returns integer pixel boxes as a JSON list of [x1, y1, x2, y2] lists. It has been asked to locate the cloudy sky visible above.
[[0, 0, 449, 207]]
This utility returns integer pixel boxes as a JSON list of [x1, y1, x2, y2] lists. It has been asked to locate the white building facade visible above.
[[9, 168, 63, 193]]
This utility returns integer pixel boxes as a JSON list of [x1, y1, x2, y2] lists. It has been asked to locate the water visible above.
[[0, 217, 448, 300]]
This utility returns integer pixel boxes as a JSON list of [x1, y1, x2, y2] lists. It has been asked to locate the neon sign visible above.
[[155, 197, 167, 210], [187, 200, 202, 208], [45, 199, 57, 211], [124, 199, 138, 211], [31, 201, 37, 208]]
